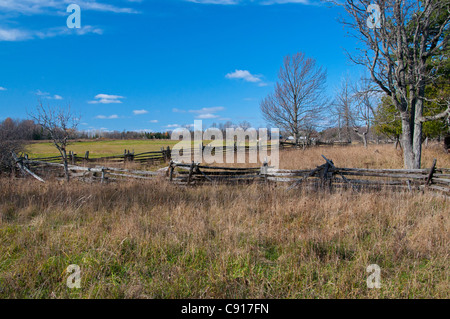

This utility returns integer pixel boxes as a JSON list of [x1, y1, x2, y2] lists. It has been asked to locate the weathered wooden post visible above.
[[261, 160, 268, 184], [85, 151, 89, 161], [187, 161, 195, 185], [101, 167, 106, 183], [168, 161, 174, 181], [167, 146, 171, 161], [426, 159, 437, 186]]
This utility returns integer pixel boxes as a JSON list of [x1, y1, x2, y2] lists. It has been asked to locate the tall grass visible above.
[[0, 176, 448, 298]]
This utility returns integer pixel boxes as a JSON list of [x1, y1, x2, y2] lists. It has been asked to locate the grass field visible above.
[[25, 139, 450, 169], [25, 139, 181, 158], [0, 178, 448, 298], [24, 139, 274, 159], [2, 142, 448, 299]]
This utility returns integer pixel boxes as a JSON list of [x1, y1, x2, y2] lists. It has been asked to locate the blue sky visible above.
[[0, 0, 365, 133]]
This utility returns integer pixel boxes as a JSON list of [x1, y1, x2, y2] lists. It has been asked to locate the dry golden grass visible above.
[[189, 143, 450, 170], [0, 177, 448, 299], [278, 143, 450, 170], [1, 144, 448, 299]]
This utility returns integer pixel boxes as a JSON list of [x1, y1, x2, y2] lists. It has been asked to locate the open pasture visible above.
[[26, 140, 450, 170], [1, 142, 449, 298]]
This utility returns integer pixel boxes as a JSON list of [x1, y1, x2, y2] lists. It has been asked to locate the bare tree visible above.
[[331, 0, 450, 168], [333, 76, 356, 143], [260, 52, 328, 145], [352, 77, 379, 147], [30, 103, 79, 182], [0, 118, 25, 172]]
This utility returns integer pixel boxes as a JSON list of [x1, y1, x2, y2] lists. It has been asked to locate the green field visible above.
[[25, 140, 180, 158], [25, 139, 271, 159]]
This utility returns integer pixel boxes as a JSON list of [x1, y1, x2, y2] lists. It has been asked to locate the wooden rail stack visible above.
[[166, 156, 450, 196], [25, 147, 172, 165], [168, 162, 262, 185], [12, 152, 450, 197]]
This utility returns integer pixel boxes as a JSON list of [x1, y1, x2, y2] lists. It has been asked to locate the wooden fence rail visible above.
[[12, 152, 450, 197], [24, 147, 172, 165]]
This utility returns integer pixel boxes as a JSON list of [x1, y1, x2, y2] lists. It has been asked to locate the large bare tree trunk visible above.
[[334, 0, 450, 169], [400, 116, 419, 169]]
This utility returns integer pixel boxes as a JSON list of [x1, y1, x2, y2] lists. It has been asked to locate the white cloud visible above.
[[0, 1, 137, 42], [186, 0, 312, 5], [0, 86, 7, 91], [166, 124, 181, 128], [0, 1, 140, 15], [186, 0, 239, 4], [188, 106, 225, 119], [89, 94, 124, 104], [35, 89, 49, 96], [149, 120, 158, 123], [0, 25, 103, 42], [133, 109, 148, 115], [134, 129, 153, 133], [0, 28, 32, 41], [189, 106, 225, 114], [196, 113, 219, 119], [74, 1, 140, 14], [95, 114, 119, 119], [172, 108, 186, 113], [226, 70, 265, 84], [34, 89, 63, 100]]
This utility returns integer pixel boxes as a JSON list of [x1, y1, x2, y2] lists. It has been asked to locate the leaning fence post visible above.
[[101, 168, 106, 183], [426, 158, 437, 186], [168, 161, 174, 181], [261, 160, 268, 183], [187, 161, 194, 185]]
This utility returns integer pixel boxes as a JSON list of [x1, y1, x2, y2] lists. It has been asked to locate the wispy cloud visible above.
[[89, 94, 124, 104], [186, 0, 239, 4], [189, 106, 225, 119], [186, 0, 312, 5], [172, 108, 186, 113], [189, 106, 225, 114], [197, 113, 219, 119], [0, 86, 7, 91], [133, 109, 148, 115], [134, 129, 153, 133], [35, 89, 63, 100], [0, 0, 140, 15], [95, 114, 119, 119], [0, 25, 103, 41], [226, 70, 267, 86], [149, 120, 158, 123], [0, 1, 138, 42]]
